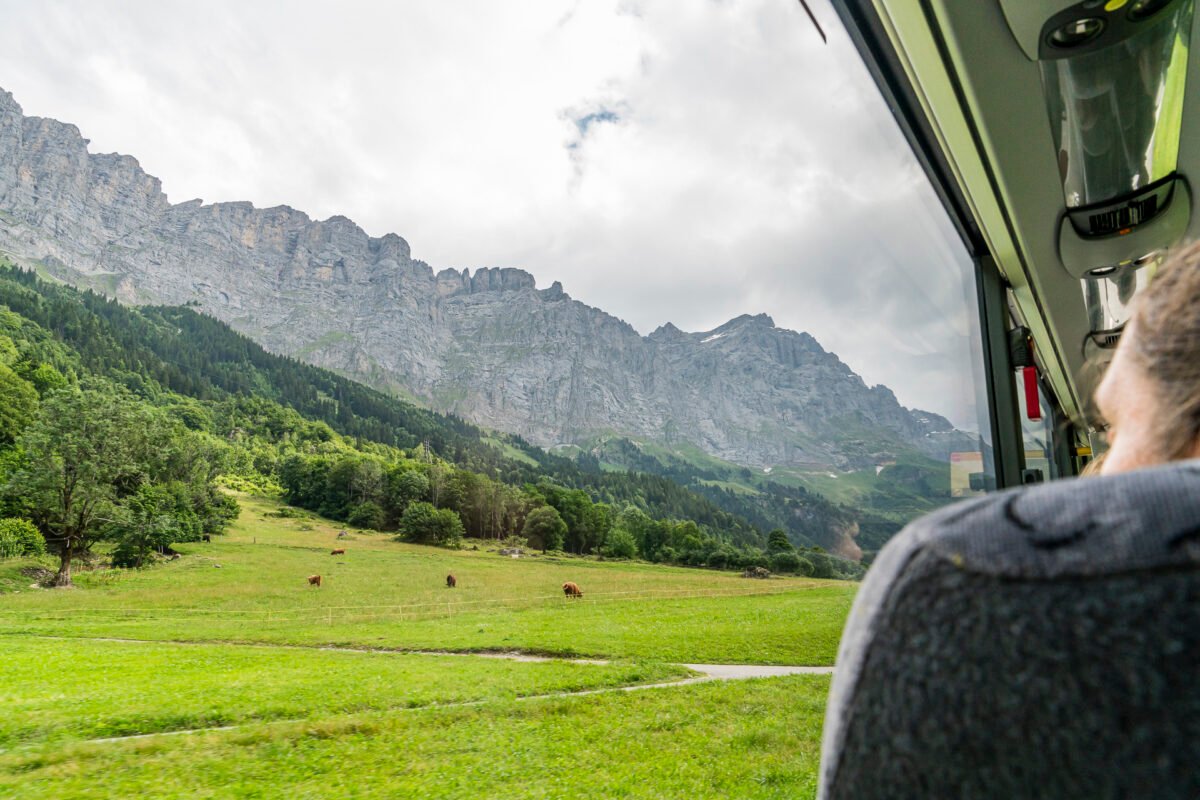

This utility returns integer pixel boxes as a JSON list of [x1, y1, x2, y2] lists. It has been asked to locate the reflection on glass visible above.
[[1018, 379, 1057, 483], [1040, 0, 1192, 208], [1080, 258, 1154, 331]]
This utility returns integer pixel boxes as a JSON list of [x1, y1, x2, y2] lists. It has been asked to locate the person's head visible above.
[[1094, 242, 1200, 475]]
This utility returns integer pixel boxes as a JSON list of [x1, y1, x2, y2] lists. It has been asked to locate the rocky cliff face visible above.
[[0, 88, 961, 468]]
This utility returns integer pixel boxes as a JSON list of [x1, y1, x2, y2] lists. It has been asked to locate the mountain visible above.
[[0, 87, 965, 471]]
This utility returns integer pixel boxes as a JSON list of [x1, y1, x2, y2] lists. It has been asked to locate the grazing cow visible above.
[[330, 548, 346, 556], [337, 530, 348, 539], [562, 581, 583, 598], [201, 534, 211, 542], [307, 574, 322, 588], [446, 573, 457, 588]]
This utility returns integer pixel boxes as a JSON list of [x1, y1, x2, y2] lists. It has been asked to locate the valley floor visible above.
[[0, 494, 852, 798]]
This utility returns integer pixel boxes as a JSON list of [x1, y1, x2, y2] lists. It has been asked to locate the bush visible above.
[[267, 506, 304, 519], [706, 545, 738, 569], [107, 485, 181, 569], [216, 473, 282, 497], [601, 527, 638, 560], [201, 492, 240, 535], [0, 518, 44, 558], [809, 551, 836, 579], [347, 501, 385, 530], [500, 534, 529, 551], [770, 551, 803, 574], [767, 529, 794, 553], [397, 502, 464, 548], [521, 506, 567, 552]]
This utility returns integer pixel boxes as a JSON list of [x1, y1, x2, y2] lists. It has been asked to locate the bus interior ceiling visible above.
[[833, 0, 1198, 467]]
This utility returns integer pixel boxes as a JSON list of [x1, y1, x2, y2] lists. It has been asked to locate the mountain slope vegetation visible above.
[[0, 263, 876, 576]]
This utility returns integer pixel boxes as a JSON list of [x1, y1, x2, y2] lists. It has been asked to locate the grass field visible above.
[[0, 637, 688, 749], [0, 493, 853, 798], [0, 676, 831, 799], [0, 494, 856, 664]]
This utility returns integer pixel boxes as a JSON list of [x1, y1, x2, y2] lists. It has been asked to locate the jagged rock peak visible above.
[[0, 88, 17, 112], [649, 322, 684, 339], [722, 312, 776, 329], [540, 280, 566, 300], [434, 266, 538, 297]]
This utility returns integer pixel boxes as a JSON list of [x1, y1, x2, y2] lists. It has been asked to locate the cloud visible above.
[[0, 0, 988, 430]]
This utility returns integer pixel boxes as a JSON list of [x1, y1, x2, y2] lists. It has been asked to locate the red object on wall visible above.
[[1023, 366, 1042, 421]]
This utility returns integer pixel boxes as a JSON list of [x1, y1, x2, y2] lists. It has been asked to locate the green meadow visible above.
[[0, 493, 851, 798]]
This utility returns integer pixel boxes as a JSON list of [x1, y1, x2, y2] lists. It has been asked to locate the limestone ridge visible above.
[[0, 87, 963, 468]]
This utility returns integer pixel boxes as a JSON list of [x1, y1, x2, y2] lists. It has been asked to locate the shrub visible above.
[[767, 529, 794, 553], [397, 502, 464, 548], [107, 485, 181, 569], [501, 534, 529, 551], [808, 551, 836, 579], [770, 551, 803, 574], [521, 506, 567, 552], [706, 545, 738, 569], [601, 527, 638, 560], [0, 518, 44, 558], [267, 506, 304, 519], [347, 501, 385, 530]]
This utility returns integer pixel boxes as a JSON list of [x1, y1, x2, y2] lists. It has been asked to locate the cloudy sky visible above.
[[0, 0, 987, 430]]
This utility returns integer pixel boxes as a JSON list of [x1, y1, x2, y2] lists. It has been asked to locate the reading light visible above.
[[1048, 17, 1106, 47]]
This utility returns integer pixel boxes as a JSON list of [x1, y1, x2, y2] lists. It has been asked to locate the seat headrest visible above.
[[818, 460, 1200, 799], [916, 459, 1200, 579]]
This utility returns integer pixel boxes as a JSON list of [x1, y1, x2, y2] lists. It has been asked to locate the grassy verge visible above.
[[0, 675, 829, 799]]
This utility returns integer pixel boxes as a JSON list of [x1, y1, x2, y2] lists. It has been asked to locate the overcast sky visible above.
[[0, 0, 987, 430]]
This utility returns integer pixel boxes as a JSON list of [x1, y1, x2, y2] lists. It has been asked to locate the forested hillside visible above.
[[0, 264, 867, 579]]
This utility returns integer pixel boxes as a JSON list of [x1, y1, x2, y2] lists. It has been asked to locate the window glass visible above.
[[1017, 377, 1058, 483]]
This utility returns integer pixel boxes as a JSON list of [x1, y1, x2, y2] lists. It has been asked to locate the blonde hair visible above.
[[1080, 451, 1107, 477], [1126, 241, 1200, 458]]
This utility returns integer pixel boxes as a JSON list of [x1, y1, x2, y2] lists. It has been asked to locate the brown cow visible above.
[[446, 574, 457, 588], [307, 574, 322, 587], [330, 548, 346, 556], [562, 581, 583, 598]]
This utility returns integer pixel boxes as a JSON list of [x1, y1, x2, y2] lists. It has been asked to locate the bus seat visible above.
[[818, 460, 1200, 799]]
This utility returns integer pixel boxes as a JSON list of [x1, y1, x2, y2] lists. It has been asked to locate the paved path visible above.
[[684, 663, 835, 679]]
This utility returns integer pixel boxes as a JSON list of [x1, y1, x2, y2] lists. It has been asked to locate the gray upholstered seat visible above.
[[819, 460, 1200, 800]]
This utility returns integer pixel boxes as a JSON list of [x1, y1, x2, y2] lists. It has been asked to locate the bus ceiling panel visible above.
[[1059, 179, 1192, 278], [996, 0, 1087, 61]]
